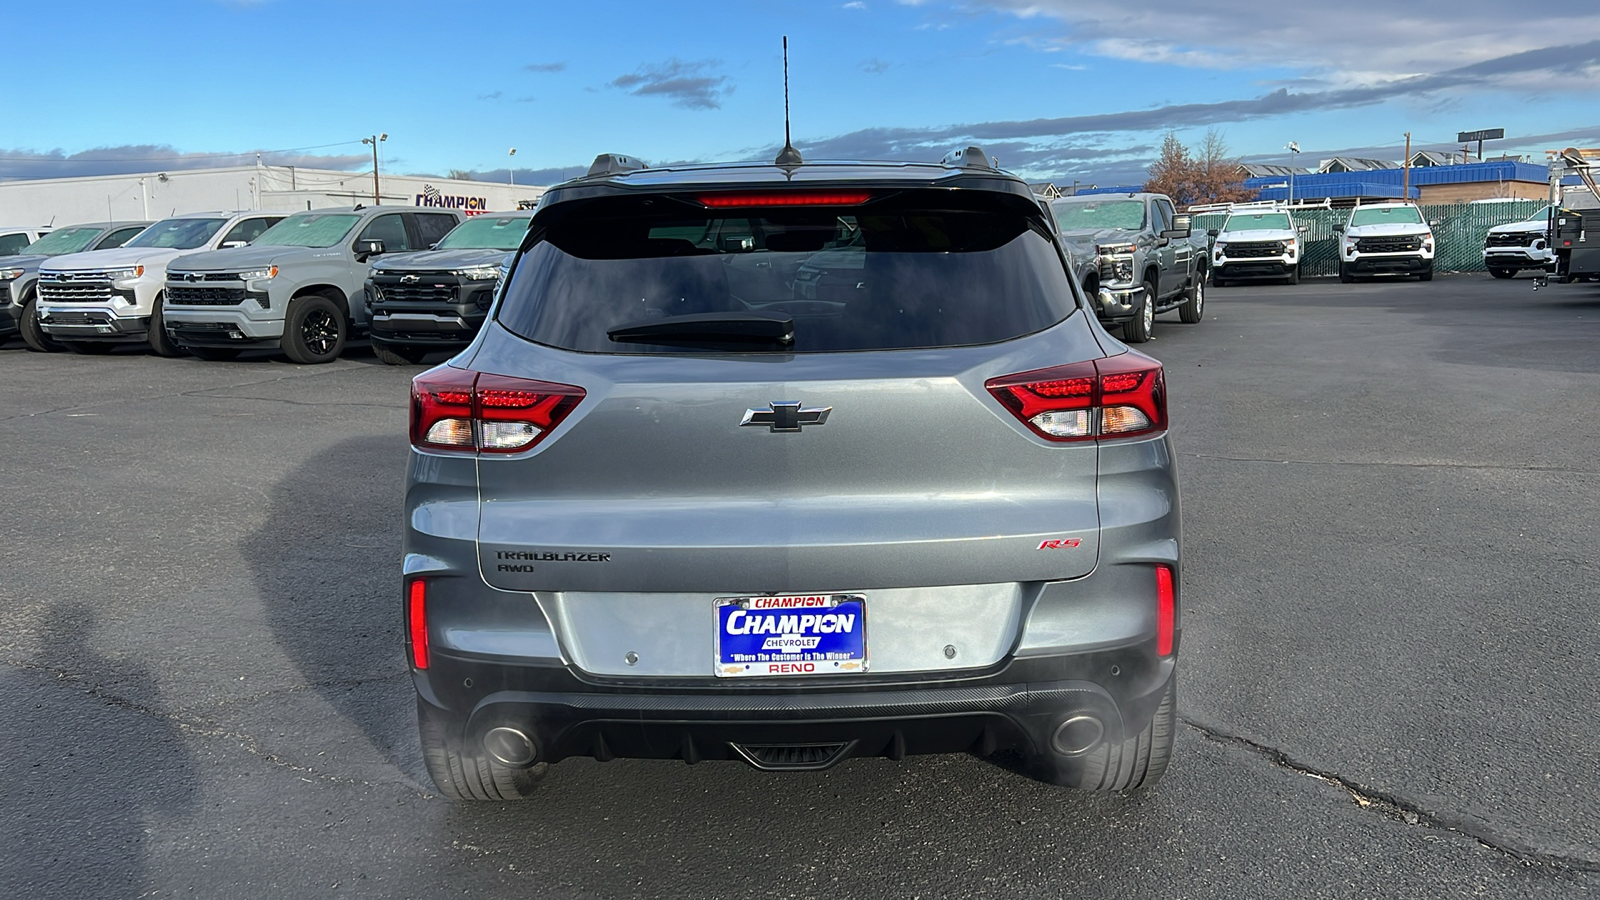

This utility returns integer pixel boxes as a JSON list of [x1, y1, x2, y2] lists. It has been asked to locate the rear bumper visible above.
[[416, 642, 1176, 767]]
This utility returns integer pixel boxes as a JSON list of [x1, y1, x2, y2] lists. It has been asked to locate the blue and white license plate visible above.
[[715, 594, 868, 677]]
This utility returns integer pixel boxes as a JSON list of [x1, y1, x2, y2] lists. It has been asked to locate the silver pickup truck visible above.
[[163, 206, 464, 363], [1047, 192, 1208, 343]]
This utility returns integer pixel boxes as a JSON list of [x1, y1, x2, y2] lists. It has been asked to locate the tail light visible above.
[[698, 191, 872, 208], [1155, 565, 1175, 657], [985, 352, 1166, 442], [411, 366, 584, 455], [408, 579, 429, 670]]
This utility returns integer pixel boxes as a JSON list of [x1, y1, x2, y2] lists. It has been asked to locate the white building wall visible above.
[[0, 165, 545, 227]]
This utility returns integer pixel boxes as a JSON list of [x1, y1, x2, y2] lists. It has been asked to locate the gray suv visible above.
[[404, 148, 1182, 800], [163, 206, 464, 363]]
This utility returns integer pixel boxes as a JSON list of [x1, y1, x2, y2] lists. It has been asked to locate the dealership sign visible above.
[[416, 184, 490, 215]]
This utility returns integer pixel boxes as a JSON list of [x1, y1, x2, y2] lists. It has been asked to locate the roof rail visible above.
[[586, 153, 647, 178], [941, 145, 999, 171]]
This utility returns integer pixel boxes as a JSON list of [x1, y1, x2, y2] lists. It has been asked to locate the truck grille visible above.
[[377, 283, 458, 304], [1222, 241, 1283, 258], [1355, 236, 1422, 254], [1485, 232, 1541, 248], [0, 284, 10, 305], [38, 280, 114, 303], [167, 286, 246, 306]]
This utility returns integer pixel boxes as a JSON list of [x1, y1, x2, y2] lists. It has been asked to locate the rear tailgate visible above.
[[471, 326, 1101, 594]]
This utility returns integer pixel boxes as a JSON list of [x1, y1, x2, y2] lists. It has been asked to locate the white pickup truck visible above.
[[36, 212, 282, 355]]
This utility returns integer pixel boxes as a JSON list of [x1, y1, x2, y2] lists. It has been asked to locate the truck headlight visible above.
[[453, 266, 500, 281], [0, 268, 23, 281], [236, 266, 278, 282], [105, 266, 144, 282]]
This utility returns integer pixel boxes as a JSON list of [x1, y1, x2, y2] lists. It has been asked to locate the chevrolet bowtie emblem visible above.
[[740, 401, 831, 433], [400, 274, 420, 284]]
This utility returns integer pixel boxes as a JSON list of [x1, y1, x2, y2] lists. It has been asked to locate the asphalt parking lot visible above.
[[3, 272, 1598, 899]]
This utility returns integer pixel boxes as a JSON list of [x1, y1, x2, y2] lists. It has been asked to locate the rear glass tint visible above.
[[496, 190, 1077, 354]]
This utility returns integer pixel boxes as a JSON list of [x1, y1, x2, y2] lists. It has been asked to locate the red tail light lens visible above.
[[408, 579, 429, 670], [1155, 565, 1175, 657], [698, 191, 873, 208], [985, 352, 1166, 442], [411, 367, 584, 454]]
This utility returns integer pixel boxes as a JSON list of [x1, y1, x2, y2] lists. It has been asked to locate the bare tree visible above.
[[446, 169, 476, 181], [1191, 129, 1255, 206], [1144, 132, 1198, 205], [1145, 130, 1255, 208]]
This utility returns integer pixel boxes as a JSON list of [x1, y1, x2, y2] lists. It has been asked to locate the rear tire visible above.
[[1123, 280, 1155, 343], [61, 340, 115, 355], [186, 346, 242, 361], [1339, 262, 1355, 284], [1488, 266, 1514, 279], [282, 294, 347, 364], [1031, 675, 1176, 792], [19, 295, 63, 352], [417, 698, 545, 801], [147, 295, 183, 357], [1178, 275, 1204, 324], [372, 341, 430, 366]]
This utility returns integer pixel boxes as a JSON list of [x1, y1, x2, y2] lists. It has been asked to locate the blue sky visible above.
[[4, 0, 1598, 187]]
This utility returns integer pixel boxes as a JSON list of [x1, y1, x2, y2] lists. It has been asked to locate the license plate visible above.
[[714, 594, 867, 677]]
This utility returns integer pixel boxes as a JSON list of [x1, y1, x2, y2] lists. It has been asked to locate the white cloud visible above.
[[974, 0, 1600, 84]]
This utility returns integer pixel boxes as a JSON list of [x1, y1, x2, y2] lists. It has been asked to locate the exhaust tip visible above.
[[483, 726, 537, 767], [1051, 715, 1105, 757]]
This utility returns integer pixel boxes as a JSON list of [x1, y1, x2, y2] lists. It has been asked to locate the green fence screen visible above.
[[1190, 200, 1546, 277]]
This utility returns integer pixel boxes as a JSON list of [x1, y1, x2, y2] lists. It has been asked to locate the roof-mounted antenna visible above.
[[775, 36, 803, 167]]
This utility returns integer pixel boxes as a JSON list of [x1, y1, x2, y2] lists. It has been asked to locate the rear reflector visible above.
[[985, 352, 1167, 442], [1155, 565, 1174, 657], [408, 579, 429, 670], [698, 191, 872, 208], [411, 366, 585, 454]]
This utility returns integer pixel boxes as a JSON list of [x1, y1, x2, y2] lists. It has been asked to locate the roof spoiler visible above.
[[941, 145, 999, 171], [586, 153, 647, 178]]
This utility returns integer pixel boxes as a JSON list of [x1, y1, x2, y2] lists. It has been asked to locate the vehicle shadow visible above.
[[0, 603, 198, 897], [248, 434, 418, 777]]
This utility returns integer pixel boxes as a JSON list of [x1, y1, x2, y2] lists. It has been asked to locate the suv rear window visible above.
[[497, 190, 1076, 354]]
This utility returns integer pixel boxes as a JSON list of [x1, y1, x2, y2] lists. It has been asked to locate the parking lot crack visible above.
[[3, 658, 430, 797], [0, 365, 389, 423], [1192, 453, 1600, 476], [1181, 713, 1600, 873]]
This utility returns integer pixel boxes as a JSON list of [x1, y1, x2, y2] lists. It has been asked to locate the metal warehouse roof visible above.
[[1255, 182, 1418, 202], [1073, 185, 1144, 196], [1243, 160, 1549, 192]]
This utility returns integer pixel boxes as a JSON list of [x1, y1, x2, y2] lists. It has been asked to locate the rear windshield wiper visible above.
[[607, 311, 795, 347]]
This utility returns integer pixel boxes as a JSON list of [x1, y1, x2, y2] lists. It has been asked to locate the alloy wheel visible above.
[[302, 310, 339, 355]]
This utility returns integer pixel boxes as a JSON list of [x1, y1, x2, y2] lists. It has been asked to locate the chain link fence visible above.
[[1190, 200, 1546, 277]]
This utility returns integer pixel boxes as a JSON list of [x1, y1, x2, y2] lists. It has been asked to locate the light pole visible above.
[[361, 133, 388, 205], [1287, 141, 1300, 206], [508, 148, 517, 189]]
